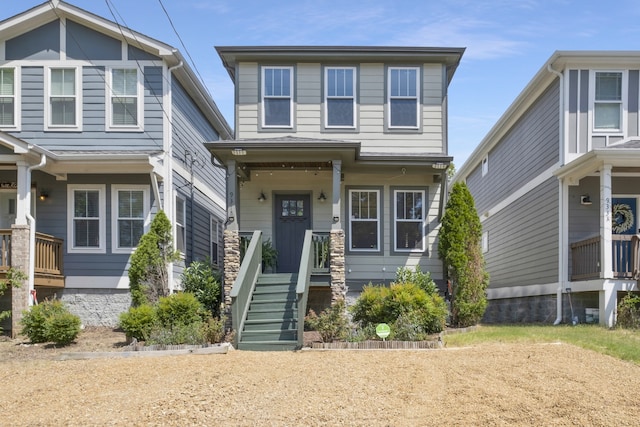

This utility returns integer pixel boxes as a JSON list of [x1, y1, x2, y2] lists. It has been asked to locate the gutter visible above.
[[547, 62, 565, 325], [26, 153, 46, 305]]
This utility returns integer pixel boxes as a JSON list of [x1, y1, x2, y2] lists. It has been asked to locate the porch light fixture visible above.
[[432, 162, 448, 170], [580, 195, 592, 205], [318, 191, 327, 202], [231, 148, 247, 156], [258, 192, 266, 202], [38, 190, 48, 201]]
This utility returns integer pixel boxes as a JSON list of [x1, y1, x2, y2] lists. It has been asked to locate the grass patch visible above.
[[443, 324, 640, 364]]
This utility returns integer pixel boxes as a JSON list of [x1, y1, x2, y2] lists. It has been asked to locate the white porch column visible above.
[[15, 161, 30, 225], [226, 160, 238, 232], [600, 164, 613, 279], [331, 160, 342, 230], [599, 280, 616, 328]]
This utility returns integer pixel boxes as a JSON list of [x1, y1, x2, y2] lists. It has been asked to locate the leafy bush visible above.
[[119, 304, 157, 341], [147, 321, 206, 345], [350, 282, 447, 336], [203, 314, 227, 343], [0, 268, 26, 332], [617, 293, 640, 329], [156, 292, 204, 328], [20, 299, 81, 346], [395, 266, 438, 295], [305, 299, 350, 342], [181, 260, 221, 316]]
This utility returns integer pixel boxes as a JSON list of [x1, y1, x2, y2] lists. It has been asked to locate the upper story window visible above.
[[107, 68, 142, 131], [262, 66, 293, 128], [482, 155, 489, 177], [594, 71, 623, 131], [0, 68, 19, 129], [47, 67, 81, 130], [394, 190, 425, 252], [111, 185, 149, 253], [388, 67, 419, 129], [325, 67, 355, 128], [349, 189, 380, 252], [67, 184, 106, 253]]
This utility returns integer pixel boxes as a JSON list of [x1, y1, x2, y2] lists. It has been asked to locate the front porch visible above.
[[570, 234, 640, 281], [0, 230, 64, 287]]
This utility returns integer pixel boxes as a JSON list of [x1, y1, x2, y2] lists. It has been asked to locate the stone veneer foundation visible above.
[[329, 230, 346, 303]]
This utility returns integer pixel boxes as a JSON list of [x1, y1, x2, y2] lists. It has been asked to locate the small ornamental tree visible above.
[[438, 182, 489, 327], [128, 211, 179, 306]]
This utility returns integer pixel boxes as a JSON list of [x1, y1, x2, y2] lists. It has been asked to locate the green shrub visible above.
[[395, 266, 438, 295], [350, 282, 447, 336], [305, 299, 350, 342], [119, 304, 157, 341], [617, 293, 640, 329], [156, 292, 204, 328], [0, 268, 26, 332], [147, 321, 206, 345], [181, 260, 221, 316], [203, 314, 227, 343], [20, 299, 81, 346]]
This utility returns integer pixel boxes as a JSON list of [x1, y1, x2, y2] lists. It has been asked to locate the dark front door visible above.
[[275, 194, 311, 273]]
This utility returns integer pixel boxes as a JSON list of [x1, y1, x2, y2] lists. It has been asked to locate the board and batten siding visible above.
[[466, 80, 560, 216], [235, 61, 446, 155], [482, 177, 559, 289]]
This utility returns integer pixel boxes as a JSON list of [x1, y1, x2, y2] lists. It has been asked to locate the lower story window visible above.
[[349, 189, 380, 251], [175, 194, 186, 253], [210, 217, 220, 266], [68, 185, 106, 253], [112, 185, 149, 252], [394, 190, 425, 252]]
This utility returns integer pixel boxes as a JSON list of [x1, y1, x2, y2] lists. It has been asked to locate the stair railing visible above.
[[230, 230, 262, 346], [296, 230, 314, 348]]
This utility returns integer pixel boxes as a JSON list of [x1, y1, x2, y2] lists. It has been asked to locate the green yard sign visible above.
[[376, 323, 391, 340]]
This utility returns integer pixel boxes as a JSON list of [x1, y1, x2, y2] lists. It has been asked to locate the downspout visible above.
[[27, 153, 46, 305], [165, 59, 184, 292], [547, 63, 565, 325]]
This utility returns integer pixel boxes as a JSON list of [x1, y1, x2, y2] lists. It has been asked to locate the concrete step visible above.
[[236, 340, 299, 351]]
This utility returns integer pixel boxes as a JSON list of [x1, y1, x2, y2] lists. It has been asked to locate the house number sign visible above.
[[0, 182, 17, 189]]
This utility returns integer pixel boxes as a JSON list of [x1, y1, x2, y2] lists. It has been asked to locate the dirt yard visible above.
[[1, 327, 639, 426]]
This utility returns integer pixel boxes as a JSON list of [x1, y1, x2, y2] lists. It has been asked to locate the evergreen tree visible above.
[[438, 182, 488, 327]]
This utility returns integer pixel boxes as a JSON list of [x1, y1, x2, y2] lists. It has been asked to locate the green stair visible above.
[[237, 273, 300, 351]]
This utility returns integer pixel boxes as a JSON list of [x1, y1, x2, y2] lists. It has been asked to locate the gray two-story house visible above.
[[0, 0, 231, 335], [207, 46, 464, 349], [455, 51, 640, 328]]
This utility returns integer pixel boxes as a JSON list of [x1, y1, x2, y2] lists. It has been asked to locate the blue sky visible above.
[[5, 0, 640, 167]]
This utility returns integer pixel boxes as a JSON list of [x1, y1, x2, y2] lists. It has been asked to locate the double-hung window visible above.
[[175, 194, 186, 254], [262, 66, 292, 127], [325, 67, 355, 128], [0, 68, 18, 128], [111, 185, 149, 253], [47, 67, 80, 129], [108, 68, 142, 130], [594, 71, 623, 131], [394, 190, 425, 252], [68, 185, 105, 253], [349, 189, 380, 251], [210, 216, 220, 266], [388, 67, 419, 128]]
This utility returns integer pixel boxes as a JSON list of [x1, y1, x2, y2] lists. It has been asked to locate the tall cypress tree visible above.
[[438, 182, 488, 327]]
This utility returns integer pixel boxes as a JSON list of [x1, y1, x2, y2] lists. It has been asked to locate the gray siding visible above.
[[5, 20, 60, 60], [466, 80, 560, 216], [483, 177, 559, 288], [66, 20, 121, 60]]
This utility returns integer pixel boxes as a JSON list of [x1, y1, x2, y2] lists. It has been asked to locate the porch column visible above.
[[15, 161, 30, 225], [10, 224, 30, 338], [599, 281, 616, 328], [330, 160, 346, 302], [600, 164, 613, 279], [222, 160, 239, 327]]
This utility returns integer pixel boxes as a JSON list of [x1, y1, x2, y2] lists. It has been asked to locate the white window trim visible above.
[[110, 185, 150, 254], [0, 66, 21, 131], [67, 184, 106, 254], [324, 66, 356, 129], [348, 189, 381, 252], [44, 66, 82, 131], [387, 66, 420, 129], [210, 215, 220, 266], [482, 155, 489, 177], [261, 66, 293, 128], [105, 67, 144, 132], [175, 192, 187, 255], [393, 189, 426, 253], [589, 69, 627, 136]]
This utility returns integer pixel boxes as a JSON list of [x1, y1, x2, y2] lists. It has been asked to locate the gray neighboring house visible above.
[[455, 51, 640, 328], [0, 0, 232, 335], [207, 46, 464, 349]]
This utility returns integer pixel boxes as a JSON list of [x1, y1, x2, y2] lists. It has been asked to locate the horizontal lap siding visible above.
[[467, 81, 560, 216], [483, 178, 559, 288], [236, 63, 259, 135], [16, 66, 164, 150]]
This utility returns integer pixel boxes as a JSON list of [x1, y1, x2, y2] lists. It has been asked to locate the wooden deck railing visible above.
[[570, 235, 640, 281], [0, 229, 64, 278]]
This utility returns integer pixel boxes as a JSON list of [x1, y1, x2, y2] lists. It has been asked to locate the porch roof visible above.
[[554, 139, 640, 185]]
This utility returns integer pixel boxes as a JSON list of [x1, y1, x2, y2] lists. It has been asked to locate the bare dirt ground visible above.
[[1, 327, 640, 426]]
